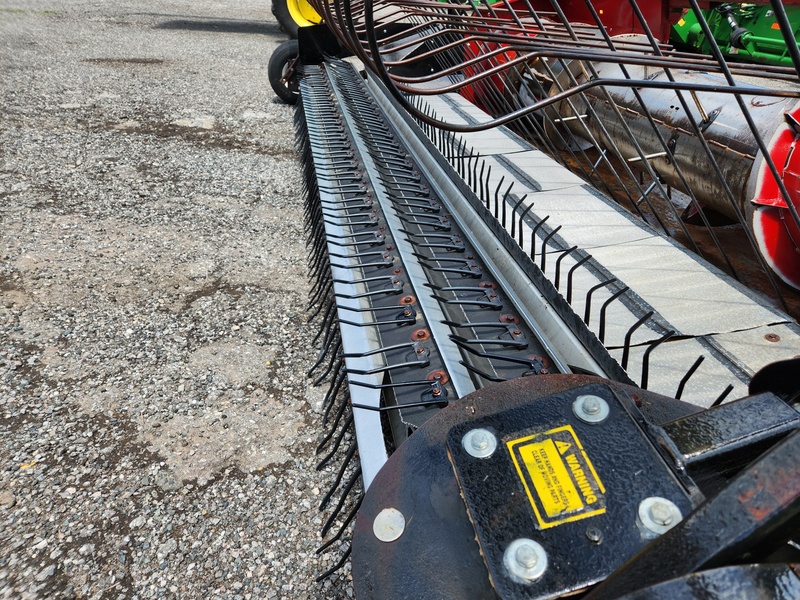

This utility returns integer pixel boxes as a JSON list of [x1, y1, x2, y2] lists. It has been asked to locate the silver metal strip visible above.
[[364, 73, 611, 379]]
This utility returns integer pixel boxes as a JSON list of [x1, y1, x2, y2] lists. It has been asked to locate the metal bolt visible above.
[[637, 497, 683, 538], [462, 428, 497, 458], [582, 396, 601, 415], [649, 502, 673, 526], [373, 508, 405, 542], [585, 527, 603, 544], [515, 544, 538, 569], [573, 394, 610, 423], [503, 538, 547, 583]]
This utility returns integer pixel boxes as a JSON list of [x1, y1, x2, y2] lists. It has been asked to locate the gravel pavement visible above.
[[1, 1, 352, 597]]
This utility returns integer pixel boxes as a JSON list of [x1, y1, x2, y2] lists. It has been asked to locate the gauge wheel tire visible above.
[[272, 0, 300, 38], [269, 40, 300, 105]]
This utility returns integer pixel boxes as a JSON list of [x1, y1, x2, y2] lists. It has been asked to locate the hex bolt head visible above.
[[637, 497, 683, 538], [462, 428, 497, 459], [373, 508, 405, 543], [503, 538, 547, 583], [582, 396, 601, 415], [573, 394, 610, 424], [649, 502, 673, 526]]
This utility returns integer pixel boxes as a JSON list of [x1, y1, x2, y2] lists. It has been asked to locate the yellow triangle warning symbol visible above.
[[556, 441, 571, 455]]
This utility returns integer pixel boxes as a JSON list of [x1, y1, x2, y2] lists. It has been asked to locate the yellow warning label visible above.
[[507, 425, 605, 529]]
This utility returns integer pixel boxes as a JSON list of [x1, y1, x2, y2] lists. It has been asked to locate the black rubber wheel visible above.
[[269, 40, 300, 105], [271, 0, 299, 38]]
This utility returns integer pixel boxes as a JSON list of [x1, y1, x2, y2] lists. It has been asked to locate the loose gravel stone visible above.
[[0, 1, 353, 597]]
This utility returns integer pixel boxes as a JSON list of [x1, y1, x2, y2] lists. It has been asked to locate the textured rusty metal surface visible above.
[[586, 429, 800, 599]]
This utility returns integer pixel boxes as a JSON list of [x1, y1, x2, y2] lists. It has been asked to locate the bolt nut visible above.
[[373, 508, 405, 542], [462, 428, 497, 459], [573, 394, 610, 424], [503, 538, 547, 583], [637, 497, 682, 538]]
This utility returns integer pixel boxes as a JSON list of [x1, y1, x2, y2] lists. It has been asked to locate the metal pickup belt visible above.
[[299, 60, 627, 479]]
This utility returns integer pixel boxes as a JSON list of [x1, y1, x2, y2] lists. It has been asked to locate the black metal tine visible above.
[[339, 308, 417, 328], [423, 265, 483, 278], [467, 152, 475, 190], [320, 365, 348, 421], [340, 341, 419, 358], [312, 300, 338, 344], [598, 286, 630, 344], [318, 493, 363, 551], [319, 440, 358, 510], [500, 181, 514, 228], [442, 320, 519, 329], [316, 393, 355, 462], [640, 331, 675, 390], [450, 335, 547, 369], [314, 544, 352, 583], [328, 255, 395, 270], [319, 395, 349, 456], [621, 311, 655, 371], [320, 466, 362, 537], [457, 138, 466, 178], [460, 361, 507, 383], [540, 225, 563, 273], [307, 279, 334, 312], [345, 350, 430, 376], [584, 278, 617, 325], [477, 159, 486, 205], [425, 282, 495, 292], [554, 246, 579, 290], [675, 355, 705, 400], [509, 194, 528, 239], [313, 313, 342, 368], [473, 153, 482, 193], [711, 384, 735, 407], [337, 303, 417, 314], [443, 333, 528, 349], [313, 334, 343, 385], [351, 396, 449, 412], [306, 276, 333, 323], [484, 164, 492, 209], [316, 413, 355, 472], [430, 293, 503, 309], [566, 254, 593, 305], [493, 175, 505, 215], [307, 277, 332, 317], [333, 280, 403, 300], [529, 215, 550, 261]]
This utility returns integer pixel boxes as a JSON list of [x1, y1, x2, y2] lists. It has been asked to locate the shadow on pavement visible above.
[[154, 18, 282, 36]]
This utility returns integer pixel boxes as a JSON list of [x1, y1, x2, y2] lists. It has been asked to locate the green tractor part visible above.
[[671, 3, 800, 68]]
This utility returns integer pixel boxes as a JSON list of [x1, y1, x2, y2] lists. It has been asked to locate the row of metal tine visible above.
[[406, 94, 734, 405], [296, 67, 366, 583]]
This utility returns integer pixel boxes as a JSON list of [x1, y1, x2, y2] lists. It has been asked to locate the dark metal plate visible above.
[[447, 383, 695, 599]]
